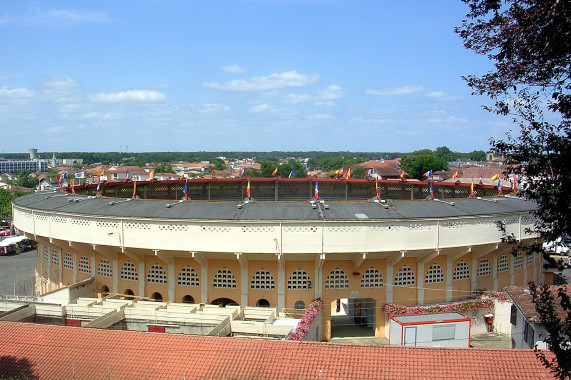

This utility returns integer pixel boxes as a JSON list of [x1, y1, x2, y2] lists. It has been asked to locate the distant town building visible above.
[[0, 159, 48, 173]]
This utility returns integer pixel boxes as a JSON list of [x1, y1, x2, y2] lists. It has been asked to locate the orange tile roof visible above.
[[0, 321, 556, 379]]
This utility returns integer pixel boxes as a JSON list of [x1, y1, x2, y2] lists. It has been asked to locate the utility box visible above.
[[389, 312, 471, 348]]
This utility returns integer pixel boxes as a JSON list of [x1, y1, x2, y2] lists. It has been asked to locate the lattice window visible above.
[[514, 253, 523, 269], [120, 261, 138, 281], [325, 268, 349, 289], [394, 266, 415, 286], [453, 261, 470, 280], [147, 263, 167, 284], [178, 266, 199, 287], [97, 259, 112, 278], [478, 258, 491, 277], [250, 268, 275, 290], [287, 269, 312, 290], [498, 255, 509, 272], [425, 263, 444, 284], [213, 267, 236, 288], [43, 246, 49, 261], [78, 256, 91, 273], [361, 267, 383, 288], [63, 252, 74, 270], [51, 250, 60, 266], [526, 253, 533, 266]]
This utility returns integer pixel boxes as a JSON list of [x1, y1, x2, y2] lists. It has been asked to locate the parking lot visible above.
[[0, 246, 37, 296]]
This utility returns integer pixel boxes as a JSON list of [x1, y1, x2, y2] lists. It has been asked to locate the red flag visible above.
[[247, 179, 251, 199], [272, 167, 278, 176], [314, 181, 319, 200], [452, 170, 458, 179], [375, 180, 380, 199]]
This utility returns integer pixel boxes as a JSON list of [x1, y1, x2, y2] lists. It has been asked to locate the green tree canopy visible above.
[[400, 150, 448, 180]]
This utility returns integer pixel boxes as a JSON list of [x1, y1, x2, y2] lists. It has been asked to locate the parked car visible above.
[[543, 236, 571, 255]]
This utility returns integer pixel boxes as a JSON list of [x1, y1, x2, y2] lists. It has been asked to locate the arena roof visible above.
[[13, 192, 537, 222], [0, 321, 556, 379]]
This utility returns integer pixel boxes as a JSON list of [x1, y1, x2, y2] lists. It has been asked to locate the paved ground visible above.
[[0, 246, 37, 296], [470, 332, 511, 349]]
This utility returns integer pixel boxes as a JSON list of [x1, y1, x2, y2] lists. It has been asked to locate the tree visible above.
[[467, 149, 486, 161], [457, 1, 570, 377], [435, 146, 460, 163], [400, 149, 448, 180]]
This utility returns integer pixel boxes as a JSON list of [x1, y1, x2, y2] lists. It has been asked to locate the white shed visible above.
[[389, 312, 471, 348]]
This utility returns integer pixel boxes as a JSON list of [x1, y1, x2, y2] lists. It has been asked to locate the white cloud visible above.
[[283, 93, 311, 104], [219, 65, 246, 74], [365, 85, 424, 96], [199, 104, 230, 113], [307, 113, 332, 121], [203, 71, 319, 92], [39, 77, 81, 102], [0, 87, 34, 98], [319, 85, 345, 100], [425, 91, 461, 101], [0, 7, 111, 26], [89, 90, 167, 103], [250, 103, 275, 113]]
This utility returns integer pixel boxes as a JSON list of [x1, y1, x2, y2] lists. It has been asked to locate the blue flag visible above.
[[289, 166, 295, 178]]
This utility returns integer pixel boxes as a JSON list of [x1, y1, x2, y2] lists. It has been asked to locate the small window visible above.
[[325, 268, 349, 289], [294, 301, 305, 310], [498, 255, 509, 272], [433, 324, 455, 341], [510, 304, 517, 326]]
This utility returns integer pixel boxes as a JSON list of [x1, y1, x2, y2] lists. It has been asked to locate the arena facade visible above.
[[11, 178, 541, 339]]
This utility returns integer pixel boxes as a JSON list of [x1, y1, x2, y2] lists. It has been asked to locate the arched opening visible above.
[[182, 295, 195, 303], [151, 292, 163, 302], [211, 297, 238, 307], [256, 299, 270, 307], [294, 301, 306, 310], [101, 285, 110, 297], [124, 288, 134, 300]]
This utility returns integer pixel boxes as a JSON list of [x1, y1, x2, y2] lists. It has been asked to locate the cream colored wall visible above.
[[117, 255, 139, 296], [451, 254, 472, 301], [476, 253, 494, 291], [497, 254, 511, 290], [94, 252, 113, 298]]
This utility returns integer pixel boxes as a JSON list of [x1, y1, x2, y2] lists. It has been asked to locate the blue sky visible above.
[[0, 0, 512, 154]]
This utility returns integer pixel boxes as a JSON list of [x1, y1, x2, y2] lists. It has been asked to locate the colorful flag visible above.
[[96, 177, 101, 195], [272, 167, 278, 176], [132, 181, 137, 199], [423, 170, 432, 177], [211, 169, 216, 177], [334, 168, 343, 177], [452, 170, 458, 179], [93, 170, 104, 176], [511, 175, 518, 191], [491, 173, 500, 181], [247, 179, 251, 199], [497, 178, 502, 194], [314, 181, 319, 200], [149, 169, 155, 179], [367, 168, 375, 176], [307, 167, 311, 176], [183, 179, 188, 201], [430, 180, 434, 198], [75, 171, 85, 179], [71, 179, 75, 194], [479, 173, 483, 186], [343, 167, 351, 180], [400, 171, 406, 181], [470, 179, 474, 197], [375, 180, 380, 199], [289, 167, 295, 178]]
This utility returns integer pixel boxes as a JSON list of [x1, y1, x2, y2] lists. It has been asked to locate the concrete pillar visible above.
[[417, 260, 425, 305], [168, 261, 175, 302], [277, 261, 285, 310], [471, 254, 477, 293], [138, 261, 145, 297], [112, 256, 119, 294], [72, 251, 77, 284], [446, 256, 453, 302], [493, 252, 498, 291], [386, 261, 394, 304]]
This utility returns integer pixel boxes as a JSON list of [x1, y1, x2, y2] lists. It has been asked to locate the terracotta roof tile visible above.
[[0, 321, 557, 379]]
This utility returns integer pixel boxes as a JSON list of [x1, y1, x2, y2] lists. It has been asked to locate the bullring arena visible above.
[[11, 178, 541, 340]]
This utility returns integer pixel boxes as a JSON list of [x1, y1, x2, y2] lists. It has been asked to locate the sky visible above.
[[0, 0, 515, 154]]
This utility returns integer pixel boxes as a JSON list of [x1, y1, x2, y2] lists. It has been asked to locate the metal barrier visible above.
[[0, 275, 35, 297]]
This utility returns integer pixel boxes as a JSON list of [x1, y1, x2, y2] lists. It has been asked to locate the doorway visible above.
[[330, 298, 376, 338]]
